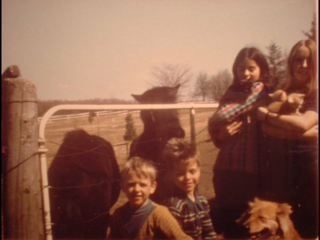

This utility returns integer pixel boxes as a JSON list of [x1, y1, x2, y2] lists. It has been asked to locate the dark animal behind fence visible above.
[[48, 129, 120, 239], [129, 85, 185, 203]]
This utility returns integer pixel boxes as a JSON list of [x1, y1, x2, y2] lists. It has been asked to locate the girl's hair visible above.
[[121, 157, 157, 183], [283, 39, 317, 96], [163, 138, 199, 168], [232, 47, 270, 86]]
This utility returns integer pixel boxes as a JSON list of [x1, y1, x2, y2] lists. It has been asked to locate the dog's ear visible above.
[[277, 203, 292, 215], [237, 199, 255, 226], [276, 203, 301, 240], [236, 208, 251, 225], [249, 197, 260, 208]]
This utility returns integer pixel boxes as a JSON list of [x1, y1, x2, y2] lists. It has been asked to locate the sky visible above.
[[2, 0, 317, 101]]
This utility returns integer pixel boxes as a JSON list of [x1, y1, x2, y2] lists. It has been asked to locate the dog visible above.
[[237, 198, 301, 240], [267, 89, 304, 115]]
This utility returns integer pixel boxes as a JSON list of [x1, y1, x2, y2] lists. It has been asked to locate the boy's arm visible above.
[[214, 82, 267, 122], [201, 199, 217, 239], [156, 207, 192, 240]]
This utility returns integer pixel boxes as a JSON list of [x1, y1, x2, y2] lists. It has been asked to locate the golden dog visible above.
[[237, 198, 301, 240]]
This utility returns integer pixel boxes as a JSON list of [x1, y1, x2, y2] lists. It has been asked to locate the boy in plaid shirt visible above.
[[163, 138, 217, 239]]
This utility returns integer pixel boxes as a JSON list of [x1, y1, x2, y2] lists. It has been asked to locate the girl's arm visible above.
[[257, 107, 318, 132], [214, 82, 267, 122], [261, 122, 318, 141]]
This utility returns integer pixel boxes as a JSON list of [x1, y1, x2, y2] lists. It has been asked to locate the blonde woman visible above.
[[257, 39, 318, 239]]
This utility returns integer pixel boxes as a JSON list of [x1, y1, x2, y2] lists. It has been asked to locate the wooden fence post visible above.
[[2, 66, 45, 239], [190, 107, 196, 144]]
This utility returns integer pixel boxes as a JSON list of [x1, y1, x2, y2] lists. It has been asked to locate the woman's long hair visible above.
[[232, 47, 270, 86], [283, 39, 317, 96]]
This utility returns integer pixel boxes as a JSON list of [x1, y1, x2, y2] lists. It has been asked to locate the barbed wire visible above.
[[3, 152, 40, 175], [3, 138, 214, 190], [47, 140, 118, 159], [51, 210, 111, 226], [45, 178, 121, 190], [2, 105, 218, 234], [3, 115, 215, 191], [195, 126, 208, 137]]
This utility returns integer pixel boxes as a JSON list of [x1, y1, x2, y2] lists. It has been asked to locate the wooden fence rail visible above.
[[37, 110, 135, 123]]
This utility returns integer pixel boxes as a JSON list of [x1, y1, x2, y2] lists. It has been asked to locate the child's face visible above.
[[172, 159, 200, 195], [236, 58, 261, 85], [122, 172, 156, 209], [292, 45, 311, 84]]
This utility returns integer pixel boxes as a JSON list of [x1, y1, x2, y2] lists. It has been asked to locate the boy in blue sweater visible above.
[[109, 157, 191, 239]]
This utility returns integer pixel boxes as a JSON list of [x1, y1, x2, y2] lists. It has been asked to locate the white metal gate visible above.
[[38, 103, 218, 240]]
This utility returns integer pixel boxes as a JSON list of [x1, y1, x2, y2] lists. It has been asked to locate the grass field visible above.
[[44, 108, 220, 212]]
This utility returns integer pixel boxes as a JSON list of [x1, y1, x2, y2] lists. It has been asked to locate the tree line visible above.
[[151, 39, 287, 103]]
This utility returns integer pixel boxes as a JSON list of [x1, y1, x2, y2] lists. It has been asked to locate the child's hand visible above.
[[257, 107, 268, 121], [219, 120, 243, 140], [227, 120, 243, 136], [269, 90, 287, 101]]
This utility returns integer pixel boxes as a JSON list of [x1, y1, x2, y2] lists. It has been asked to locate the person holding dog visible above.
[[208, 47, 271, 238], [256, 39, 318, 239]]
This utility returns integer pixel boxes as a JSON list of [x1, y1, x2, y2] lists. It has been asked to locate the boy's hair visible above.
[[163, 138, 199, 168], [283, 39, 317, 96], [232, 47, 270, 86], [121, 157, 157, 183]]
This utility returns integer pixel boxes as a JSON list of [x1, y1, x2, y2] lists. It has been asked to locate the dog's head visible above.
[[237, 198, 301, 240]]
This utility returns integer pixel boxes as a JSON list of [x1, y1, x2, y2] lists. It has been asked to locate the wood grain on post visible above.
[[2, 66, 45, 239]]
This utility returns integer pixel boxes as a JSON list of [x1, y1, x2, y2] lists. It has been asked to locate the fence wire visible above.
[[2, 120, 214, 178], [3, 107, 217, 228]]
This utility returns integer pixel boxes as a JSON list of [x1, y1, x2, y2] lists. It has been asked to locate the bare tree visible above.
[[208, 69, 233, 101], [192, 72, 210, 101], [149, 63, 193, 99]]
